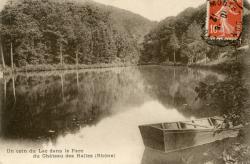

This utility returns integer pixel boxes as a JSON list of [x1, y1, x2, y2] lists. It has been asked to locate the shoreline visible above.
[[0, 63, 137, 75], [187, 59, 240, 73], [0, 57, 240, 77]]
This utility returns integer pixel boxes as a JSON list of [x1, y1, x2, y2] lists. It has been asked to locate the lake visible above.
[[0, 66, 249, 164]]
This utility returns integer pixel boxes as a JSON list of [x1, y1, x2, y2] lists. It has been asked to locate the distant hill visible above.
[[0, 0, 155, 67], [140, 0, 250, 65]]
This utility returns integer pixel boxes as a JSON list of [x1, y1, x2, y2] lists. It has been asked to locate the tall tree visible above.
[[0, 39, 5, 68], [169, 33, 180, 65], [59, 41, 63, 65], [0, 16, 6, 68]]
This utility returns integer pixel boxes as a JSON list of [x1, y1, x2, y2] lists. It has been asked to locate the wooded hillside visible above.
[[140, 1, 250, 65], [0, 0, 155, 67]]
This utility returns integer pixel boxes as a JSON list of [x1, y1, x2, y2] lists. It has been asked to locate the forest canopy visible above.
[[0, 0, 155, 67], [141, 1, 250, 65], [0, 0, 249, 68]]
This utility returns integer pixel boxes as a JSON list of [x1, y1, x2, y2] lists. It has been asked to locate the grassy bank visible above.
[[0, 50, 245, 76], [1, 63, 138, 75], [188, 58, 242, 73], [188, 51, 249, 74], [0, 60, 238, 76], [139, 57, 241, 73]]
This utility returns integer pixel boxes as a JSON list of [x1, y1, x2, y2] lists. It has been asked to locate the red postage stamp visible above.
[[206, 0, 243, 40]]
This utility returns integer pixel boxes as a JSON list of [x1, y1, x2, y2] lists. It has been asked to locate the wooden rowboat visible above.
[[139, 117, 243, 153]]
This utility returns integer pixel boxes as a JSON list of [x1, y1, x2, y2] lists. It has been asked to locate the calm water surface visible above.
[[0, 66, 249, 164]]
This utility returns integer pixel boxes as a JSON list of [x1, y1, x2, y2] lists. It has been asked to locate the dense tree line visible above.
[[1, 0, 249, 68], [141, 1, 250, 65], [0, 0, 154, 67]]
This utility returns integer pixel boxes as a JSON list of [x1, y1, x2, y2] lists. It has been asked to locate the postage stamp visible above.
[[206, 0, 243, 40]]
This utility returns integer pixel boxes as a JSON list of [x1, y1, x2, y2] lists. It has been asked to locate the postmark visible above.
[[205, 0, 243, 41]]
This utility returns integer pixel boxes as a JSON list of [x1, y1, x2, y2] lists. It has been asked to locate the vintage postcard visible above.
[[0, 0, 250, 164]]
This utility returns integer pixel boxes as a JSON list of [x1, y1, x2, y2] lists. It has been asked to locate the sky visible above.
[[0, 0, 7, 11], [93, 0, 206, 21], [0, 0, 250, 21], [93, 0, 250, 21]]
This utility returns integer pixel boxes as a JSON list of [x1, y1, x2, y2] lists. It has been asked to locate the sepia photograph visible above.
[[0, 0, 250, 163]]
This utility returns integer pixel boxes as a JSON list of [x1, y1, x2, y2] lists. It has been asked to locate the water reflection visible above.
[[0, 66, 248, 164], [1, 68, 149, 140], [140, 66, 227, 117], [195, 65, 249, 126], [0, 67, 226, 140]]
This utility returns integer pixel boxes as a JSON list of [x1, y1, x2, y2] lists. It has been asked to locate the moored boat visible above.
[[139, 117, 243, 153]]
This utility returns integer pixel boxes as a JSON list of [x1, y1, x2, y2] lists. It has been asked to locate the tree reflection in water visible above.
[[195, 62, 249, 126], [0, 65, 249, 164], [0, 67, 227, 141], [0, 68, 149, 141]]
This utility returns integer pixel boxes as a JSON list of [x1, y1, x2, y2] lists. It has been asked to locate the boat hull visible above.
[[139, 126, 240, 152]]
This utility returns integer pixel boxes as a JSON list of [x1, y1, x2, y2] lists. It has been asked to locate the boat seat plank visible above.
[[177, 122, 182, 129], [208, 118, 214, 126], [179, 122, 211, 129], [162, 123, 179, 130]]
